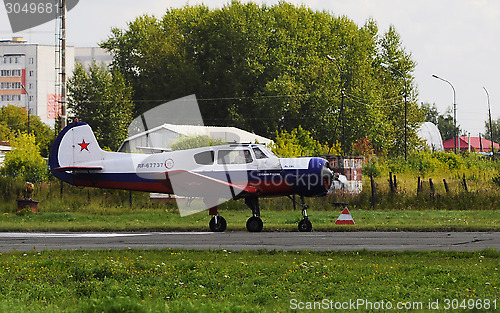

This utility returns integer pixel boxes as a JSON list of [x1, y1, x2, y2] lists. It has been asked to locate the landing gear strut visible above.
[[208, 206, 226, 232], [245, 197, 263, 232], [288, 195, 313, 232]]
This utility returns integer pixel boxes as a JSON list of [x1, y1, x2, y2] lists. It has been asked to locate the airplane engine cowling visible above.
[[284, 157, 333, 197]]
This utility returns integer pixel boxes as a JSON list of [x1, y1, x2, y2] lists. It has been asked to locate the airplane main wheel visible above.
[[298, 219, 312, 232], [209, 216, 227, 232], [246, 216, 263, 232]]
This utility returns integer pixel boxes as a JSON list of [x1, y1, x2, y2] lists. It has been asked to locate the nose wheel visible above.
[[209, 215, 227, 232], [288, 195, 313, 232]]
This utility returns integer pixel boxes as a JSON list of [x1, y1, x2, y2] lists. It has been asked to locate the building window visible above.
[[29, 57, 34, 64], [0, 70, 21, 77], [0, 82, 21, 89], [29, 70, 33, 77]]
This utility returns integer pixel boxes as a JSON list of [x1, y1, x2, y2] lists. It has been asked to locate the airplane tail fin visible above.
[[49, 121, 105, 183]]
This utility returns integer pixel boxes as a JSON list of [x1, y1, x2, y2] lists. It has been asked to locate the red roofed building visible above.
[[442, 137, 499, 153]]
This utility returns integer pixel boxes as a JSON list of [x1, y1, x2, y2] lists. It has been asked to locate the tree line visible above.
[[68, 1, 499, 156], [72, 1, 420, 156]]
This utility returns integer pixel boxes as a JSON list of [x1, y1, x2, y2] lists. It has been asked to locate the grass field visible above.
[[1, 209, 499, 232], [0, 164, 498, 312], [0, 249, 498, 312]]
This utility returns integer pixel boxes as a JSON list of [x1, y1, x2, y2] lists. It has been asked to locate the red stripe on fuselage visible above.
[[73, 177, 293, 197], [73, 179, 174, 194]]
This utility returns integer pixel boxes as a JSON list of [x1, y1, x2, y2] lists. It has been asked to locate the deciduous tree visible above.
[[101, 1, 421, 156], [67, 62, 134, 151]]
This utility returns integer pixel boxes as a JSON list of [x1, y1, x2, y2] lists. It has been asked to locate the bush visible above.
[[363, 157, 381, 177], [407, 152, 439, 174], [1, 133, 48, 182], [493, 173, 500, 188], [432, 151, 464, 170], [0, 176, 25, 202]]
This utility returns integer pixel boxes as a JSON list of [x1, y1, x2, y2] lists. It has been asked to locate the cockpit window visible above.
[[252, 147, 268, 159], [194, 151, 214, 165], [218, 149, 253, 164]]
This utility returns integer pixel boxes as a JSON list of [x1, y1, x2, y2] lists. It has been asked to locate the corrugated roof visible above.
[[443, 136, 499, 152], [119, 123, 273, 151]]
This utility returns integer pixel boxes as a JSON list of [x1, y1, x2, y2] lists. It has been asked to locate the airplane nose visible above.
[[321, 163, 334, 191]]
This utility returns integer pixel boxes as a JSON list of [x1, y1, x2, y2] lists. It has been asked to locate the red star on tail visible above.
[[78, 139, 90, 151]]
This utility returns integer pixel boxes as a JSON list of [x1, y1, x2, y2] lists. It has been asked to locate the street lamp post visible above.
[[432, 75, 457, 154], [326, 55, 346, 156], [381, 64, 408, 160], [483, 87, 494, 159]]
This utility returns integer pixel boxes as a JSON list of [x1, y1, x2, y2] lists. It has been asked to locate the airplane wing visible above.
[[153, 170, 259, 198]]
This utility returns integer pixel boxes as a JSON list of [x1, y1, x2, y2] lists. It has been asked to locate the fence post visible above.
[[443, 179, 450, 193], [389, 172, 394, 192], [429, 178, 435, 197], [393, 174, 398, 192], [417, 177, 421, 195], [370, 174, 376, 207], [462, 174, 469, 192]]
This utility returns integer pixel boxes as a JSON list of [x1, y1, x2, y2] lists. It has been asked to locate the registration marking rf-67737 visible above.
[[137, 162, 164, 169]]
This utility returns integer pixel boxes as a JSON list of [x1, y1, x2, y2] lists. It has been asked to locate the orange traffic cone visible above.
[[335, 207, 355, 225]]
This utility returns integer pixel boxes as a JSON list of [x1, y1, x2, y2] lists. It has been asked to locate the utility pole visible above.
[[326, 55, 346, 156], [60, 0, 67, 129], [340, 88, 345, 157], [483, 87, 494, 160], [382, 63, 408, 160]]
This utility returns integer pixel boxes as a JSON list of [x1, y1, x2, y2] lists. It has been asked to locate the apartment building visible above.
[[0, 37, 75, 126]]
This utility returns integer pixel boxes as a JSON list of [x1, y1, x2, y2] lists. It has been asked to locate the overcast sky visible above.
[[1, 0, 499, 137]]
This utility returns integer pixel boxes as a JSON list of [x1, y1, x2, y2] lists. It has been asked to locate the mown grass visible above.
[[0, 249, 498, 312], [0, 209, 499, 232], [0, 178, 498, 231]]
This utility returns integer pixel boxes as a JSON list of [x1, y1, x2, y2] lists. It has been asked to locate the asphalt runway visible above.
[[0, 231, 498, 252]]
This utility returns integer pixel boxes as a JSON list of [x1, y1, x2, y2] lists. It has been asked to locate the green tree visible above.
[[269, 126, 341, 157], [67, 62, 134, 151], [484, 117, 499, 142], [101, 1, 421, 156], [420, 102, 439, 125], [171, 135, 225, 151], [1, 133, 48, 182], [0, 105, 52, 157]]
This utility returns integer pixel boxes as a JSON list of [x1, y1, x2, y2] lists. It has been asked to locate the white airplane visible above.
[[49, 121, 347, 232]]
